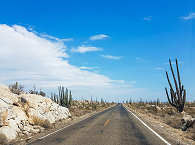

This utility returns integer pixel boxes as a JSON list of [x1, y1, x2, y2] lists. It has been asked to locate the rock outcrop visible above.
[[0, 85, 71, 143], [181, 112, 195, 131]]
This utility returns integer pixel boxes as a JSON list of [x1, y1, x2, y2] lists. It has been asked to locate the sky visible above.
[[0, 0, 194, 102]]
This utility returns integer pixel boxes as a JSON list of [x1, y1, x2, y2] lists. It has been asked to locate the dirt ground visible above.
[[125, 103, 195, 145]]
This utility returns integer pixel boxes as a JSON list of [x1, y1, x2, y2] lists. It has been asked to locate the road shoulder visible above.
[[123, 104, 194, 145]]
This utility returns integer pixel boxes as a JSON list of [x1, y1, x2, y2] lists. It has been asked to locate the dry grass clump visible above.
[[0, 134, 7, 144], [130, 103, 182, 127], [165, 117, 182, 129], [185, 128, 195, 141], [32, 116, 51, 129], [70, 108, 91, 117], [69, 100, 113, 117], [184, 107, 195, 118], [0, 109, 8, 127]]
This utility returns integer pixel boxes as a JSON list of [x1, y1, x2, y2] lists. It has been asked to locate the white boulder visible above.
[[19, 94, 71, 124], [0, 126, 17, 144], [0, 85, 71, 143]]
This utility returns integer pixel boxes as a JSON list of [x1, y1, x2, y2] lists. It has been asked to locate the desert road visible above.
[[28, 104, 170, 145]]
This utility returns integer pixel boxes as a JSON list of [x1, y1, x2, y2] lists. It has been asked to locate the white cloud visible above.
[[71, 45, 102, 53], [181, 13, 195, 20], [90, 34, 109, 41], [41, 34, 74, 42], [80, 66, 97, 70], [144, 16, 152, 21], [101, 55, 122, 60], [0, 24, 142, 97]]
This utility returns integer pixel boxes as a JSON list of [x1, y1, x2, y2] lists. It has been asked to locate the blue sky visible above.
[[0, 0, 194, 102]]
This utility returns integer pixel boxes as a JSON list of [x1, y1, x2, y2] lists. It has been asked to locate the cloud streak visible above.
[[181, 12, 195, 20], [71, 45, 102, 53], [41, 34, 74, 42], [79, 66, 98, 70], [101, 55, 122, 60], [90, 34, 109, 41]]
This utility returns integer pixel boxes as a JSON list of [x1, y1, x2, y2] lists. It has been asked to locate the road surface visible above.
[[28, 104, 168, 145]]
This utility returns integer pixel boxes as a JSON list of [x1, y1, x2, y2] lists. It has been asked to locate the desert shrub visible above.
[[184, 107, 195, 118], [92, 103, 97, 111], [0, 110, 8, 127], [184, 127, 195, 141], [165, 117, 181, 129], [29, 86, 46, 97], [9, 82, 24, 95], [32, 116, 51, 129], [0, 134, 7, 144], [39, 90, 46, 97], [23, 103, 30, 117], [85, 105, 90, 110], [190, 128, 195, 141]]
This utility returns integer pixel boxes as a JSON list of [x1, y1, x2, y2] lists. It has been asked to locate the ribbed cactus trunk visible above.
[[165, 58, 186, 112], [69, 91, 72, 107]]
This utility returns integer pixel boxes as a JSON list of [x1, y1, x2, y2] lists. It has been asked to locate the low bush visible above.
[[32, 116, 51, 129], [0, 134, 7, 144], [9, 82, 24, 95]]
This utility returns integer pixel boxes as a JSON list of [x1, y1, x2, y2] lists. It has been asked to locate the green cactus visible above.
[[165, 58, 186, 112], [69, 91, 72, 107]]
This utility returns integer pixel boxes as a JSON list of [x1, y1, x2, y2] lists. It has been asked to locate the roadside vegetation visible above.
[[125, 101, 195, 140], [125, 58, 195, 142], [8, 82, 114, 118], [69, 99, 114, 117]]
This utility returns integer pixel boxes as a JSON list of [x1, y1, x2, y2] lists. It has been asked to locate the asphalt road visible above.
[[28, 104, 168, 145]]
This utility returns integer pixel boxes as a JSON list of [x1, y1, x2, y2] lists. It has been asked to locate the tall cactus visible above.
[[165, 58, 186, 112], [57, 86, 72, 108], [69, 91, 72, 107]]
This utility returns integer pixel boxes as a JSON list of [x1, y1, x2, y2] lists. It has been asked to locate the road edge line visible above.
[[123, 104, 171, 145], [37, 105, 116, 140]]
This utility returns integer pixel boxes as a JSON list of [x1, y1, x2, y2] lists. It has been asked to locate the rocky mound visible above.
[[0, 85, 71, 144]]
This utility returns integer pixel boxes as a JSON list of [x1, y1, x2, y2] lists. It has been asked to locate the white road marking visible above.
[[38, 123, 74, 140], [38, 105, 116, 140], [123, 105, 171, 145]]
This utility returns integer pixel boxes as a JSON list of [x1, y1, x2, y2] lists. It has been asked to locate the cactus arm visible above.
[[171, 89, 178, 108], [176, 59, 182, 92], [170, 89, 176, 105], [165, 88, 176, 107], [182, 89, 186, 108], [181, 85, 184, 92], [166, 71, 174, 91], [173, 59, 183, 105], [169, 59, 180, 100], [58, 86, 61, 100]]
